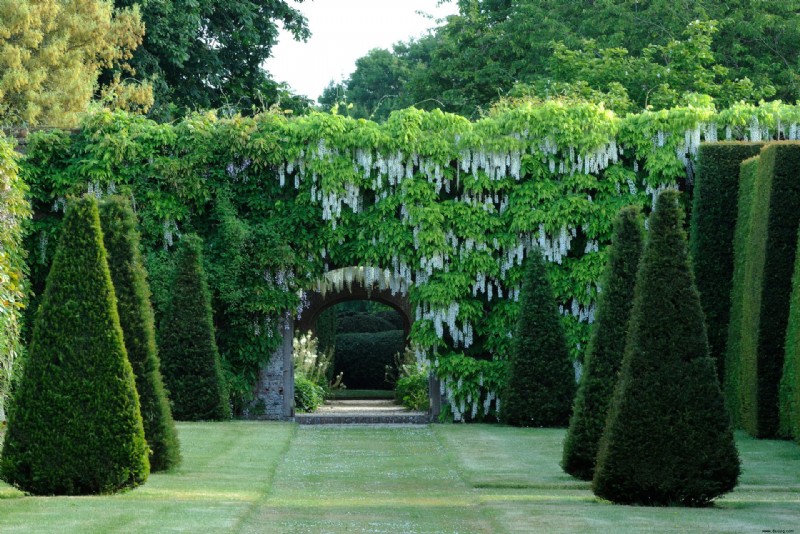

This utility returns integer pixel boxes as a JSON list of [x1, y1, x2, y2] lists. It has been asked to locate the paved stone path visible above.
[[295, 399, 429, 424]]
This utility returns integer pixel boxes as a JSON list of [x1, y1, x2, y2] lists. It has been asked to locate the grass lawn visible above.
[[0, 423, 796, 533]]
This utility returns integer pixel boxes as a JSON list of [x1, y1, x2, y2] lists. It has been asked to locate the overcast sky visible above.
[[264, 1, 458, 103]]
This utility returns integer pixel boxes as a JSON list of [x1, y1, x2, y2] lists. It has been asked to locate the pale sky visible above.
[[264, 1, 459, 103]]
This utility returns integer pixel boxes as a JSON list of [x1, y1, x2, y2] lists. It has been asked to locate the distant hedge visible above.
[[690, 142, 763, 382], [725, 156, 761, 427], [781, 226, 800, 441], [737, 143, 800, 438], [336, 312, 399, 334], [333, 330, 405, 390]]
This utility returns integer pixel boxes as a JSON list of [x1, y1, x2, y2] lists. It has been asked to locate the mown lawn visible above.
[[0, 422, 797, 533]]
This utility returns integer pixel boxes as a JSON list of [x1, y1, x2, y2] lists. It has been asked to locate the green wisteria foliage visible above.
[[0, 135, 29, 416], [18, 100, 800, 420]]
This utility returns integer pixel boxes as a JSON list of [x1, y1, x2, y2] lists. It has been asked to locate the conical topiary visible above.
[[593, 190, 740, 506], [562, 206, 644, 480], [160, 234, 231, 421], [501, 249, 576, 427], [100, 197, 181, 471], [1, 196, 149, 495]]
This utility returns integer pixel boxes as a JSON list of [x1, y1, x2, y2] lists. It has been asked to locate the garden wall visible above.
[[16, 101, 800, 421]]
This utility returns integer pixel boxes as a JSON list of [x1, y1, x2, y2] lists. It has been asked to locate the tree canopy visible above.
[[0, 0, 147, 127], [111, 0, 311, 118], [330, 0, 800, 119]]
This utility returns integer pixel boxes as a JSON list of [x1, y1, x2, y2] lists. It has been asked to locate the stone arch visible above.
[[254, 267, 440, 421]]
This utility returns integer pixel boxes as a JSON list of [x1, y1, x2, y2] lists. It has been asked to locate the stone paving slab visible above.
[[295, 399, 430, 425]]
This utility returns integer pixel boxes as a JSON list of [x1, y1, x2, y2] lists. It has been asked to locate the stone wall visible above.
[[250, 318, 295, 420]]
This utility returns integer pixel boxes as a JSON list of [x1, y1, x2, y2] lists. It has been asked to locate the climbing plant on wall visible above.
[[0, 135, 29, 416], [18, 99, 800, 420]]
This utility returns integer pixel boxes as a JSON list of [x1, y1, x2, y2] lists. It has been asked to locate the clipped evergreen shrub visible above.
[[690, 142, 763, 382], [593, 190, 739, 507], [725, 156, 760, 427], [501, 250, 576, 427], [737, 143, 800, 438], [160, 235, 231, 421], [780, 225, 800, 441], [562, 206, 644, 480], [1, 196, 149, 495], [99, 197, 181, 471], [336, 312, 398, 333], [333, 330, 405, 389]]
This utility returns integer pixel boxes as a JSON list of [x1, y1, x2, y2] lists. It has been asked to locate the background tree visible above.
[[1, 196, 149, 495], [100, 197, 181, 472], [336, 0, 798, 118], [593, 190, 739, 506], [0, 0, 148, 127], [111, 0, 311, 118], [562, 206, 644, 481], [160, 234, 231, 421], [501, 250, 576, 427]]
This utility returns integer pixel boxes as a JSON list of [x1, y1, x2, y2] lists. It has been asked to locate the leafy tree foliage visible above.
[[0, 0, 147, 127], [593, 190, 739, 506], [1, 196, 149, 495], [111, 0, 310, 118], [159, 234, 231, 421], [562, 206, 643, 481], [337, 0, 798, 118], [99, 197, 181, 472], [501, 250, 576, 427]]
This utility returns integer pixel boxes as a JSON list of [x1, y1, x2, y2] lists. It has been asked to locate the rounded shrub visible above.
[[159, 234, 231, 421], [1, 196, 149, 495], [562, 206, 644, 480], [501, 249, 576, 427], [395, 372, 430, 411], [294, 375, 325, 412], [593, 190, 740, 506], [99, 197, 181, 471]]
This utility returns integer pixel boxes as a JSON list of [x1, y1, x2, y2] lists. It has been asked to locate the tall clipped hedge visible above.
[[737, 143, 800, 438], [1, 197, 149, 495], [780, 225, 800, 441], [725, 156, 760, 427], [160, 234, 231, 421], [0, 136, 29, 417], [562, 206, 644, 480], [99, 197, 181, 471], [334, 330, 405, 389], [501, 250, 576, 427], [593, 190, 739, 507], [690, 142, 763, 382]]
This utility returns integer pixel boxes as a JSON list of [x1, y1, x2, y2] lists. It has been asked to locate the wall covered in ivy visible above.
[[18, 99, 800, 419], [0, 134, 30, 416]]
